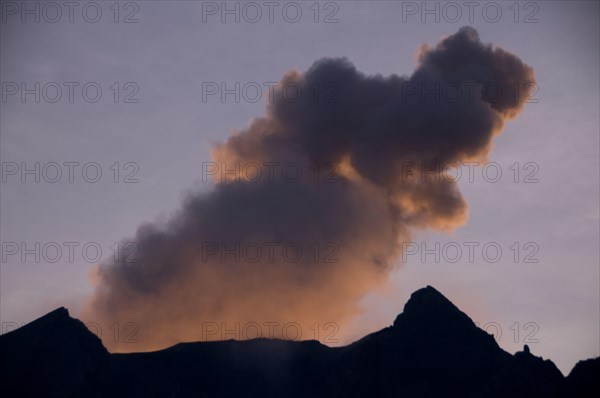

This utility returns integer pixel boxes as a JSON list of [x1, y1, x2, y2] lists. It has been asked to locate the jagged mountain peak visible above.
[[401, 285, 462, 315], [392, 285, 478, 335], [0, 306, 111, 397], [1, 287, 596, 397], [0, 306, 87, 346]]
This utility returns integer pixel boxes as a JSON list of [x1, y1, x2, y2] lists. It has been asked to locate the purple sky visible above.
[[1, 1, 598, 374]]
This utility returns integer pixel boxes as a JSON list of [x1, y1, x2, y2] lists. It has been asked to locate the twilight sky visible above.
[[1, 1, 598, 374]]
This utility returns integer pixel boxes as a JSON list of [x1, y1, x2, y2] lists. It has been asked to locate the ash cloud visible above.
[[85, 27, 535, 351]]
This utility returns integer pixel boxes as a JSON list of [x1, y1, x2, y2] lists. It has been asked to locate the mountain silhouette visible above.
[[1, 286, 598, 397]]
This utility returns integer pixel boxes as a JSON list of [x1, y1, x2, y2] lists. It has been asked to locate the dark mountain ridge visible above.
[[1, 286, 598, 397]]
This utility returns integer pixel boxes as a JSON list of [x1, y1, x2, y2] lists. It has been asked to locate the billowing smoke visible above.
[[85, 27, 535, 351]]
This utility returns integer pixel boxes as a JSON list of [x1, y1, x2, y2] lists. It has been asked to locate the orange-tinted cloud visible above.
[[84, 27, 535, 352]]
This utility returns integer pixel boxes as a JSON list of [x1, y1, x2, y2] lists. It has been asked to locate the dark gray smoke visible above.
[[85, 27, 535, 351]]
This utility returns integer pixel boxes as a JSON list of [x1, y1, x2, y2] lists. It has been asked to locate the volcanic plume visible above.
[[85, 27, 535, 351]]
